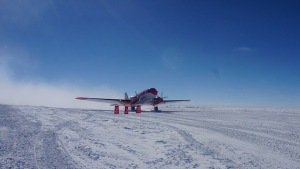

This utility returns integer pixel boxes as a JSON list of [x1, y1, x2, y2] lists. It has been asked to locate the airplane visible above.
[[76, 88, 190, 114]]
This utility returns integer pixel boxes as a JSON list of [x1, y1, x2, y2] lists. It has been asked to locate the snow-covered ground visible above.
[[1, 104, 300, 168]]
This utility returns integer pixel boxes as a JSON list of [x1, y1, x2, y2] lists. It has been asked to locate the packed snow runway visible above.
[[1, 104, 300, 168]]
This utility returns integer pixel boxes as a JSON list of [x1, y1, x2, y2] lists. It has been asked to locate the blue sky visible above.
[[0, 0, 300, 107]]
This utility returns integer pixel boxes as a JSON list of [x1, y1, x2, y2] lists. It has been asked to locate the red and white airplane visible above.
[[76, 88, 190, 114]]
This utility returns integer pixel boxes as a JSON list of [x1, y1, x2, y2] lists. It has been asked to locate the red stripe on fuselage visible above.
[[136, 88, 158, 97], [130, 88, 157, 99], [147, 88, 158, 96]]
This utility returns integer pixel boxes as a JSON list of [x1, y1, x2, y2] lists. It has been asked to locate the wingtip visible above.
[[76, 97, 86, 100]]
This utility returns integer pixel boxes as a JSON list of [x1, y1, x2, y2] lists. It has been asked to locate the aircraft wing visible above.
[[76, 97, 131, 106], [160, 100, 191, 104]]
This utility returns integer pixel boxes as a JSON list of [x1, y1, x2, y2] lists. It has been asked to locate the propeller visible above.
[[154, 92, 167, 104], [161, 92, 167, 99]]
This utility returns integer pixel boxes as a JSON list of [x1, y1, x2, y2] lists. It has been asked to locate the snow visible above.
[[1, 104, 300, 168]]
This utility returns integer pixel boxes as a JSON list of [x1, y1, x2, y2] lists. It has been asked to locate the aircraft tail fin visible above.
[[125, 92, 129, 100]]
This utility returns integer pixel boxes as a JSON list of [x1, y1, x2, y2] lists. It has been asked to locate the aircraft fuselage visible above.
[[76, 88, 190, 114]]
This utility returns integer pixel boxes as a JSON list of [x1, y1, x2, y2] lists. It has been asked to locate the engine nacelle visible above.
[[153, 97, 163, 104]]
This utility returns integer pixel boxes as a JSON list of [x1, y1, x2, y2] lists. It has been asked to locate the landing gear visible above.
[[131, 106, 135, 111], [151, 106, 161, 112]]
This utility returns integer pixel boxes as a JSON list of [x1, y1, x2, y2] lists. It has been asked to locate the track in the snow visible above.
[[0, 104, 299, 168]]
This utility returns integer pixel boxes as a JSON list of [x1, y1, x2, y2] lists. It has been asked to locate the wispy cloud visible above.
[[162, 48, 183, 70], [210, 68, 220, 79], [0, 0, 58, 24], [234, 47, 252, 52], [0, 48, 121, 109]]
